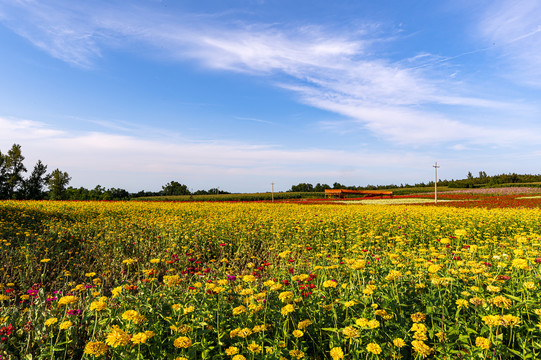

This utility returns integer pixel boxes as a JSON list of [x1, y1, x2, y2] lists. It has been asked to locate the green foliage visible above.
[[48, 169, 72, 200], [0, 144, 28, 199], [133, 192, 321, 202], [23, 160, 50, 200], [162, 181, 190, 196]]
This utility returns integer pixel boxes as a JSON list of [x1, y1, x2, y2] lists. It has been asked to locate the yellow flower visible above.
[[323, 280, 338, 288], [342, 326, 359, 339], [225, 346, 239, 355], [410, 323, 428, 333], [183, 306, 195, 314], [59, 321, 73, 330], [44, 317, 58, 326], [111, 286, 123, 298], [90, 301, 107, 311], [131, 332, 148, 345], [469, 297, 486, 307], [475, 336, 491, 350], [150, 258, 161, 263], [173, 336, 192, 348], [84, 341, 108, 357], [278, 291, 294, 303], [367, 319, 380, 329], [242, 275, 256, 283], [122, 310, 139, 321], [289, 349, 305, 359], [330, 347, 344, 360], [232, 356, 246, 360], [363, 284, 377, 295], [106, 325, 131, 347], [40, 258, 51, 263], [393, 338, 406, 348], [356, 318, 369, 327], [436, 332, 447, 342], [229, 328, 241, 338], [366, 343, 382, 355], [501, 314, 521, 327], [232, 305, 246, 316], [281, 304, 295, 316], [237, 328, 252, 338], [298, 319, 312, 329], [456, 299, 469, 309], [411, 340, 433, 358], [410, 312, 426, 323], [343, 300, 356, 307], [57, 296, 78, 306], [511, 258, 528, 270], [0, 295, 9, 301], [122, 258, 136, 265], [385, 270, 402, 281], [85, 272, 97, 277], [252, 324, 267, 333], [292, 329, 304, 338], [482, 315, 502, 327], [489, 295, 512, 309], [247, 342, 263, 353]]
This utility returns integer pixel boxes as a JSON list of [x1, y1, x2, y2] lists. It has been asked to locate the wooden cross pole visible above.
[[433, 162, 440, 204], [271, 182, 274, 202]]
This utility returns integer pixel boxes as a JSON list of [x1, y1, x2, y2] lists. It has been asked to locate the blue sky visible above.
[[1, 0, 541, 193]]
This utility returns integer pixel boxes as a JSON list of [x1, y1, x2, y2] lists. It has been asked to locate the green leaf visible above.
[[322, 328, 339, 333]]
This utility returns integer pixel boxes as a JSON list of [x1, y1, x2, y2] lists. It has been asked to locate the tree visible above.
[[48, 169, 71, 200], [162, 181, 190, 196], [5, 144, 27, 198], [314, 183, 331, 192], [332, 182, 345, 189], [0, 151, 8, 199], [24, 160, 50, 200], [289, 183, 314, 192]]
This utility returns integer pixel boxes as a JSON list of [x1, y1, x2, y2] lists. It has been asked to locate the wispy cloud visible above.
[[0, 0, 537, 149], [0, 116, 438, 191], [233, 116, 274, 125], [478, 0, 541, 86]]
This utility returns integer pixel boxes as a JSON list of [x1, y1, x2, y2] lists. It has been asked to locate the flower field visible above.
[[1, 198, 541, 359]]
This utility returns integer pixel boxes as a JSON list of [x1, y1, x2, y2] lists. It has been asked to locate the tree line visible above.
[[0, 144, 231, 200], [0, 144, 71, 200], [3, 143, 540, 200], [288, 171, 541, 192]]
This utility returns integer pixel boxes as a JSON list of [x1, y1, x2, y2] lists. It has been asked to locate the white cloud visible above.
[[0, 116, 436, 191], [479, 0, 541, 86], [0, 0, 538, 151]]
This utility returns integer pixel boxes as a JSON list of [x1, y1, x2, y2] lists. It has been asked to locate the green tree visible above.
[[23, 160, 50, 200], [5, 144, 27, 198], [0, 151, 8, 199], [314, 183, 331, 192], [162, 181, 190, 196], [289, 183, 314, 192], [48, 169, 71, 200]]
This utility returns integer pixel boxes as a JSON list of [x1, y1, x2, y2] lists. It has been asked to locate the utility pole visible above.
[[271, 182, 274, 202], [433, 162, 440, 204]]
